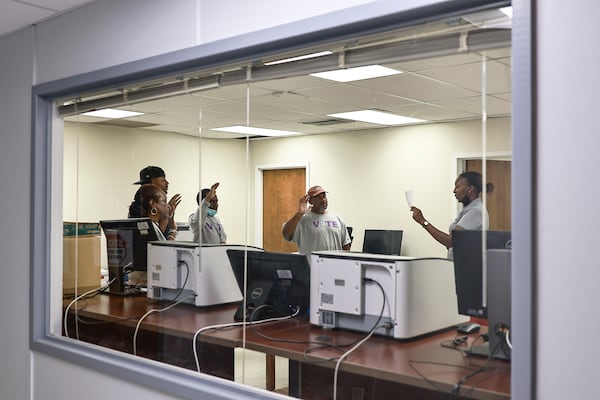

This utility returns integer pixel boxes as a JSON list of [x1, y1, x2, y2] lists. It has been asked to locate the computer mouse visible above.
[[456, 322, 481, 334]]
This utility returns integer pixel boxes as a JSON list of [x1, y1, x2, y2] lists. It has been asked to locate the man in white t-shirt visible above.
[[282, 185, 352, 255]]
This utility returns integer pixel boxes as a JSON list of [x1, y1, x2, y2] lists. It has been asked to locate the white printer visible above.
[[310, 251, 468, 339], [146, 242, 261, 307]]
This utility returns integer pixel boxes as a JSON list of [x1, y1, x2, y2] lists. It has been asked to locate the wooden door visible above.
[[262, 168, 306, 252], [465, 160, 511, 231]]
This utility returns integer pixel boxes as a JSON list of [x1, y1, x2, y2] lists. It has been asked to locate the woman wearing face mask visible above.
[[188, 182, 227, 244]]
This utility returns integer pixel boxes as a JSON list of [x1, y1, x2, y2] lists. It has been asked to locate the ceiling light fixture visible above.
[[328, 110, 426, 125], [499, 6, 513, 18], [310, 65, 402, 82], [265, 51, 333, 66], [211, 125, 303, 137], [82, 109, 144, 119]]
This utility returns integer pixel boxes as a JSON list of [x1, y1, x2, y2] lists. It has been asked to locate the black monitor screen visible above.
[[362, 229, 403, 255], [451, 230, 511, 318], [100, 218, 160, 295], [100, 218, 160, 271], [226, 249, 310, 321]]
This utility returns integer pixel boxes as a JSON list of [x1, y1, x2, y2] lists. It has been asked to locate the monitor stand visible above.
[[465, 342, 511, 361], [106, 267, 146, 296], [234, 278, 275, 321]]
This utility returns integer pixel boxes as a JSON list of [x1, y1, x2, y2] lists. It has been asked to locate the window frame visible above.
[[30, 1, 531, 399]]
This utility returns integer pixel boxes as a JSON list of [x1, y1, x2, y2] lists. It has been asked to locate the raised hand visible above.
[[298, 194, 311, 214], [168, 193, 182, 217]]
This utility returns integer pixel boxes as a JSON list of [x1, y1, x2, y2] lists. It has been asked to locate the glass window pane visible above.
[[59, 7, 513, 397]]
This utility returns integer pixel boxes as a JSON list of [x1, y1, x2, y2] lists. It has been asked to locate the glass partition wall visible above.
[[58, 7, 512, 398]]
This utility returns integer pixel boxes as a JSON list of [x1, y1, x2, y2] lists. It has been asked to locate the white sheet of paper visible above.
[[405, 190, 415, 207]]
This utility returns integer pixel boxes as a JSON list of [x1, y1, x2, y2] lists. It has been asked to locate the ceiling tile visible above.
[[125, 93, 230, 113], [388, 103, 479, 121], [350, 72, 479, 103], [415, 58, 511, 94], [248, 90, 357, 115], [25, 0, 93, 10], [200, 99, 322, 123], [209, 84, 272, 101], [477, 47, 511, 59], [387, 52, 482, 73], [0, 1, 53, 36], [254, 75, 334, 92], [297, 83, 418, 110], [0, 0, 95, 39], [431, 95, 511, 115]]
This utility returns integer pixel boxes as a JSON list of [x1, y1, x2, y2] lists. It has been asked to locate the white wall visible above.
[[536, 1, 600, 399], [0, 27, 34, 400], [34, 0, 201, 83], [249, 117, 511, 257], [33, 354, 185, 400], [63, 122, 247, 239], [198, 0, 377, 43], [64, 117, 511, 259]]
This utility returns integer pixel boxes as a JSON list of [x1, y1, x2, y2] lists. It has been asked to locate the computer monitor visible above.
[[226, 249, 311, 321], [451, 230, 511, 319], [362, 229, 403, 255], [485, 249, 512, 359], [464, 249, 512, 360], [452, 231, 512, 360], [99, 218, 160, 295]]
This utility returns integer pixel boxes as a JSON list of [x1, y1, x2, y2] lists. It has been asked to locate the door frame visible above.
[[255, 162, 310, 247]]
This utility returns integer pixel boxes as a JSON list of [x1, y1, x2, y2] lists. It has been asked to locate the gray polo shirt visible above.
[[448, 198, 489, 259]]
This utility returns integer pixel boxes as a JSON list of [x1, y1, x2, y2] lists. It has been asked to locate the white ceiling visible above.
[[0, 0, 94, 39], [65, 47, 511, 140], [5, 1, 511, 140]]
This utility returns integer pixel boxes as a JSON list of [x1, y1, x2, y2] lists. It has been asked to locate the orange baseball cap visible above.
[[307, 185, 327, 197]]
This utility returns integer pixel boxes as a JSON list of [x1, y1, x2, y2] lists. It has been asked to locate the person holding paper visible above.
[[282, 185, 352, 255], [410, 171, 490, 259]]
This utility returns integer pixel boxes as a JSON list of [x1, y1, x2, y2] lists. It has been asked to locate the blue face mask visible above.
[[207, 208, 218, 217]]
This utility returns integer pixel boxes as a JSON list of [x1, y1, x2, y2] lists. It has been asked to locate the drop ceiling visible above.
[[56, 6, 513, 140], [0, 0, 95, 39]]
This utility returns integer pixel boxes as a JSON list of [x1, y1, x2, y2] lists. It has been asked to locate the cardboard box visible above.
[[63, 235, 101, 295]]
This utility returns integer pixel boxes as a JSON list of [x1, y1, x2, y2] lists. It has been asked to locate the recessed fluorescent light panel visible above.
[[265, 51, 333, 66], [211, 125, 302, 137], [310, 65, 402, 82], [328, 110, 426, 125], [82, 109, 144, 119], [499, 6, 513, 18]]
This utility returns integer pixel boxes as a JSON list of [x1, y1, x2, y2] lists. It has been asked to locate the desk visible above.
[[64, 294, 239, 378], [64, 295, 510, 400]]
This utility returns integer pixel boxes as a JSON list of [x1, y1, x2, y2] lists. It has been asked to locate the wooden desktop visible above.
[[63, 294, 510, 400]]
